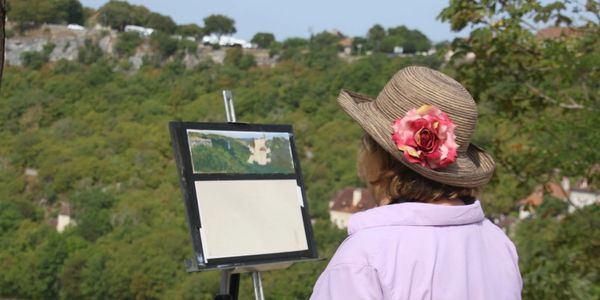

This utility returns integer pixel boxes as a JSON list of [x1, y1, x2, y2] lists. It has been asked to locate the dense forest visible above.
[[1, 0, 599, 299]]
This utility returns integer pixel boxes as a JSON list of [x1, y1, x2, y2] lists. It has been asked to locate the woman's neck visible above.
[[431, 198, 466, 206]]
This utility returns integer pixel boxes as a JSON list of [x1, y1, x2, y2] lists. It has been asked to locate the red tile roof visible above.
[[536, 27, 581, 39], [330, 187, 377, 213]]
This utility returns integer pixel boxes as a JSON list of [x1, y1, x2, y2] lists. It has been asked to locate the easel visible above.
[[216, 90, 264, 300], [180, 90, 321, 299]]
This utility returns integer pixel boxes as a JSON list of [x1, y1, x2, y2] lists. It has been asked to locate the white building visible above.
[[568, 188, 599, 213], [201, 34, 255, 48], [329, 188, 376, 229], [518, 176, 598, 217], [67, 24, 85, 31], [124, 25, 154, 37], [56, 202, 74, 233]]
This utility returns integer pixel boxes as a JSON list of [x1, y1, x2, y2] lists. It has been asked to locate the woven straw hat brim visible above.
[[337, 89, 495, 188]]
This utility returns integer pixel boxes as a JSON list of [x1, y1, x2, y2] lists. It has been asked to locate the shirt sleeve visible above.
[[310, 263, 383, 300]]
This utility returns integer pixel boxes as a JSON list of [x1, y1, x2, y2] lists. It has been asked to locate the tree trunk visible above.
[[0, 0, 6, 91]]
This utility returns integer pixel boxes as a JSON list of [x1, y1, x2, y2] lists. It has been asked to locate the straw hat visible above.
[[338, 66, 495, 188]]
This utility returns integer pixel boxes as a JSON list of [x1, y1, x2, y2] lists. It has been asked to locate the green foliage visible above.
[[97, 0, 131, 31], [77, 39, 103, 65], [365, 24, 431, 53], [224, 47, 256, 70], [149, 31, 179, 59], [176, 23, 205, 38], [514, 205, 600, 299], [439, 0, 600, 214], [97, 0, 175, 33], [1, 39, 445, 297], [52, 0, 84, 25], [7, 0, 84, 30], [143, 11, 176, 34], [203, 14, 236, 37], [189, 133, 294, 174], [71, 189, 115, 241], [367, 24, 386, 48], [114, 31, 141, 57], [311, 31, 341, 49], [351, 36, 368, 54], [179, 38, 198, 53], [438, 1, 600, 297], [251, 32, 276, 48], [21, 42, 55, 69]]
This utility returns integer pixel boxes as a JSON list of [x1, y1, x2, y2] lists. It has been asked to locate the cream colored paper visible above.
[[194, 179, 308, 259]]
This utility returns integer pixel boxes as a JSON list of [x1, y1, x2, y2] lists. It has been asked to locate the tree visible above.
[[114, 31, 141, 57], [311, 31, 340, 49], [150, 31, 179, 59], [21, 42, 55, 69], [387, 25, 431, 53], [203, 14, 236, 38], [176, 23, 204, 38], [367, 24, 386, 50], [7, 0, 84, 29], [251, 32, 275, 48], [71, 189, 115, 242], [77, 39, 103, 65], [143, 12, 176, 34], [438, 2, 600, 295], [224, 47, 255, 70], [98, 0, 132, 31], [52, 0, 84, 25], [352, 36, 368, 54]]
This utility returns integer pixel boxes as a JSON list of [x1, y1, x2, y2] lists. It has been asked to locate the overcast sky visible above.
[[80, 0, 470, 42]]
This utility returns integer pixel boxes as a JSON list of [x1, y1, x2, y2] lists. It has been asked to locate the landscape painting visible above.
[[187, 129, 295, 174]]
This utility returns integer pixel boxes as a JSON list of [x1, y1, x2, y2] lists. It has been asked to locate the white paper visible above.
[[195, 179, 308, 259]]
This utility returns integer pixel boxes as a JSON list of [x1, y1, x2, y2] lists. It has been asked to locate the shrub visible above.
[[77, 39, 104, 65], [21, 43, 55, 69], [114, 32, 142, 57], [149, 32, 178, 59]]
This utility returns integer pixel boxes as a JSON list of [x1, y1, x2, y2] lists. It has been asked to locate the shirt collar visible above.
[[348, 200, 485, 235]]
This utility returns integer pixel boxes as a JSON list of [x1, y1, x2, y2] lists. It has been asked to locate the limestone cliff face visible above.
[[5, 24, 275, 70], [6, 24, 118, 66]]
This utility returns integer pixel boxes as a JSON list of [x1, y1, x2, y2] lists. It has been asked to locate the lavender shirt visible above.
[[310, 201, 522, 299]]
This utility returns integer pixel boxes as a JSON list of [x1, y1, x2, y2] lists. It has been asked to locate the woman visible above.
[[310, 66, 522, 299]]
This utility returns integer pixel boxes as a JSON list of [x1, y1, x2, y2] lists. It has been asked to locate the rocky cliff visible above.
[[5, 24, 275, 70]]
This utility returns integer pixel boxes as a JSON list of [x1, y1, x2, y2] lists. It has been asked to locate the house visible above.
[[201, 34, 254, 48], [536, 27, 582, 39], [568, 178, 600, 213], [518, 181, 568, 219], [329, 187, 377, 229], [124, 25, 154, 37], [338, 37, 353, 55], [519, 176, 599, 218], [67, 24, 85, 31], [49, 202, 74, 233]]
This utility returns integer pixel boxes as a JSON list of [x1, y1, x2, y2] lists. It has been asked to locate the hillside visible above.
[[5, 24, 275, 70]]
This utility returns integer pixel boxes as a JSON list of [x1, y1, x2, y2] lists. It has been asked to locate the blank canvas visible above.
[[194, 179, 308, 260]]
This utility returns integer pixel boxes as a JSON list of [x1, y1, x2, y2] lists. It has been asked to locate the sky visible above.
[[189, 130, 290, 141], [80, 0, 469, 42]]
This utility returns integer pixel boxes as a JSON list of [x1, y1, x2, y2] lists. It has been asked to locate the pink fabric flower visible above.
[[391, 105, 458, 169]]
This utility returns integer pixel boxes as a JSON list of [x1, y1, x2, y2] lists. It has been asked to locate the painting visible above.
[[187, 129, 295, 174]]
